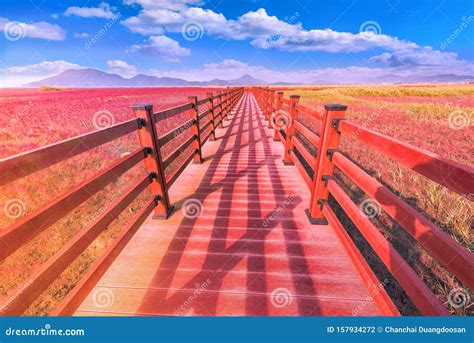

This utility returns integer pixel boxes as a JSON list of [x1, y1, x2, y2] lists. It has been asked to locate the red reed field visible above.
[[0, 87, 220, 314]]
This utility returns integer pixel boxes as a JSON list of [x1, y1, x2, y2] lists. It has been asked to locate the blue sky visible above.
[[1, 0, 473, 85]]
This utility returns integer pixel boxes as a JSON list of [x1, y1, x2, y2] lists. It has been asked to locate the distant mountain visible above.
[[23, 68, 474, 87], [201, 79, 230, 86], [23, 68, 126, 87], [128, 74, 193, 87], [226, 74, 266, 85], [268, 81, 299, 85], [23, 68, 267, 87]]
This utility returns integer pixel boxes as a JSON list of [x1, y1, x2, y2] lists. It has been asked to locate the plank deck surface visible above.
[[75, 92, 386, 316]]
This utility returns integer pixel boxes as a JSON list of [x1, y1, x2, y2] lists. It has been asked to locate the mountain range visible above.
[[22, 68, 474, 87], [23, 68, 266, 88]]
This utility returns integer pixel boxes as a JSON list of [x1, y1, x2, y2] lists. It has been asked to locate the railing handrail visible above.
[[0, 118, 141, 186], [338, 120, 474, 197]]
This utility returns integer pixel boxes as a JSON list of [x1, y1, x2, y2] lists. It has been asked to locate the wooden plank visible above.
[[201, 129, 213, 146], [158, 119, 195, 146], [290, 151, 312, 189], [291, 135, 316, 167], [166, 150, 197, 188], [200, 118, 212, 133], [154, 103, 193, 122], [295, 103, 324, 121], [198, 109, 211, 121], [163, 135, 196, 168], [294, 119, 320, 148], [197, 98, 210, 106]]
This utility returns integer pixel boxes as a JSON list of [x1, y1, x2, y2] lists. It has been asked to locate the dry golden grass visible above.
[[39, 86, 71, 91], [279, 83, 473, 315]]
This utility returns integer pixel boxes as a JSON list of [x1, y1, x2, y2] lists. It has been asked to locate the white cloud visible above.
[[370, 47, 463, 67], [253, 29, 417, 53], [122, 3, 416, 53], [1, 60, 84, 87], [0, 17, 65, 41], [106, 60, 137, 77], [129, 35, 190, 62], [64, 2, 117, 19], [122, 2, 474, 78]]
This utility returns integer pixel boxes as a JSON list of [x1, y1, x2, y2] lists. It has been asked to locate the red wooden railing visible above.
[[1, 86, 472, 316], [251, 87, 474, 316], [0, 87, 244, 315]]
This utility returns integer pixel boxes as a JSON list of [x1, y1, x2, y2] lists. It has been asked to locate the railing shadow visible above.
[[135, 92, 320, 315]]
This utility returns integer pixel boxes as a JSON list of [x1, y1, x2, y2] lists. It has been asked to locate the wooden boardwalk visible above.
[[75, 92, 393, 316]]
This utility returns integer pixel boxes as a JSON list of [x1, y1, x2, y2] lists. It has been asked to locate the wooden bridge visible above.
[[0, 88, 472, 316]]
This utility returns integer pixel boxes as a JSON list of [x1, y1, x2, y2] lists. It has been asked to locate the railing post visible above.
[[268, 90, 275, 129], [188, 96, 203, 163], [283, 95, 300, 164], [273, 91, 284, 141], [207, 92, 216, 141], [226, 89, 230, 119], [132, 104, 173, 218], [228, 89, 233, 116], [217, 91, 223, 127], [223, 90, 228, 121], [263, 88, 269, 121], [308, 104, 347, 223]]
